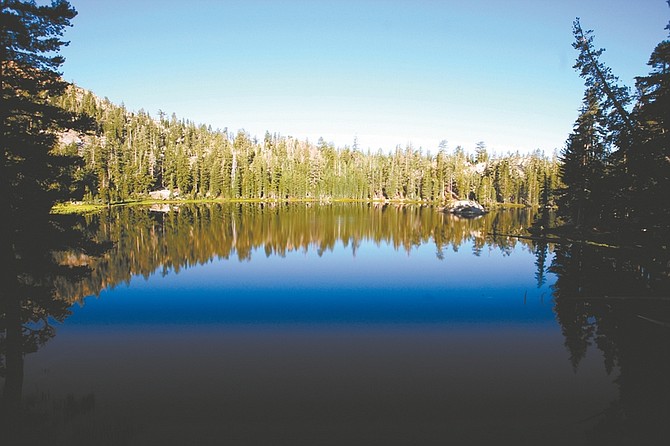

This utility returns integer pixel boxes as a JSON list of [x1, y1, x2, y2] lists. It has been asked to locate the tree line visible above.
[[51, 87, 560, 207]]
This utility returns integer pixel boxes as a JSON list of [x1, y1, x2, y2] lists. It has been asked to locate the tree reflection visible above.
[[5, 203, 670, 444], [1, 204, 542, 443], [0, 213, 107, 441], [51, 203, 542, 304], [550, 242, 670, 444]]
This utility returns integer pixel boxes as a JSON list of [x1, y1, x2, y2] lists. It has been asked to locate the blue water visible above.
[[67, 239, 554, 327], [11, 207, 636, 446]]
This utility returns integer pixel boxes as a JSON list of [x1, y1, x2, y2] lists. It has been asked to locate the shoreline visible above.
[[51, 198, 528, 214]]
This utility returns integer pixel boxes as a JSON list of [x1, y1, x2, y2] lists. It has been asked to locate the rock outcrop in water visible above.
[[446, 200, 487, 217]]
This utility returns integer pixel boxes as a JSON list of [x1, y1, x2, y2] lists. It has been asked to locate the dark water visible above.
[[1, 204, 669, 445]]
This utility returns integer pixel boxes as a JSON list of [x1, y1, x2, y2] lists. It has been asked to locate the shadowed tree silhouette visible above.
[[550, 242, 670, 444], [557, 16, 670, 241], [1, 0, 87, 219], [0, 1, 107, 439], [629, 39, 670, 238]]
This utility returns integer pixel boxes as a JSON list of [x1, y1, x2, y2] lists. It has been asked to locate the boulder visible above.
[[149, 189, 171, 200], [446, 200, 487, 216]]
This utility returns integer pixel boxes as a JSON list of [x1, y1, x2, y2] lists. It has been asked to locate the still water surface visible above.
[[2, 204, 669, 445]]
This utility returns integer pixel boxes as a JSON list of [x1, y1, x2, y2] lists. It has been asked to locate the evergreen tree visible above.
[[569, 19, 634, 230], [572, 18, 634, 138], [631, 40, 670, 236], [558, 16, 670, 240], [558, 88, 607, 228], [475, 141, 489, 163], [1, 1, 110, 421], [1, 0, 81, 218]]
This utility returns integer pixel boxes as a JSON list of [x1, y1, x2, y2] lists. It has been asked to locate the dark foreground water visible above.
[[2, 204, 669, 445]]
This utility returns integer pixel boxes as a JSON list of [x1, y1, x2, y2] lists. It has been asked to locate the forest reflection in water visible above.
[[1, 203, 669, 445]]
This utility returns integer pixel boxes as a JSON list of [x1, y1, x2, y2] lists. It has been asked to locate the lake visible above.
[[2, 203, 669, 445]]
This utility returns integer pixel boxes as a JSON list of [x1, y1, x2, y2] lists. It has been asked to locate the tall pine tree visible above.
[[1, 0, 81, 219], [1, 1, 109, 421], [631, 40, 670, 236], [560, 19, 634, 232], [558, 88, 607, 228]]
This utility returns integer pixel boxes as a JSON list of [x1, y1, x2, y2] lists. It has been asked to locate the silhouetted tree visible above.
[[0, 0, 93, 427], [558, 88, 607, 228], [559, 17, 670, 240], [566, 19, 634, 230], [1, 0, 82, 219], [630, 40, 670, 237]]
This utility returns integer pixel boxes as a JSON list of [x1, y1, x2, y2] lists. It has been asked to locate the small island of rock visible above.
[[446, 200, 488, 217]]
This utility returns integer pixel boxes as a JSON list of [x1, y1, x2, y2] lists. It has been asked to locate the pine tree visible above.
[[631, 40, 670, 236], [572, 18, 634, 138], [570, 19, 634, 230], [1, 0, 110, 416], [558, 88, 607, 228], [1, 0, 81, 218]]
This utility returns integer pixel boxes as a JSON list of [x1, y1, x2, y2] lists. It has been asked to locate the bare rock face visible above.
[[446, 200, 487, 216], [59, 129, 82, 146], [149, 189, 172, 200]]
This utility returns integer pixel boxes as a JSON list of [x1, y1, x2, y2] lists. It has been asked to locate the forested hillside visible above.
[[52, 87, 560, 206]]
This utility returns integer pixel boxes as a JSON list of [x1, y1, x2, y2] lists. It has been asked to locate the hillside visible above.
[[53, 86, 560, 206]]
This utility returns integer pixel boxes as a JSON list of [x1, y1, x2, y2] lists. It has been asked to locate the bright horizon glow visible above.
[[60, 0, 668, 154]]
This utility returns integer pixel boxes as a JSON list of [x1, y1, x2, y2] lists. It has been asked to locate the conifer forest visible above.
[[52, 87, 560, 208]]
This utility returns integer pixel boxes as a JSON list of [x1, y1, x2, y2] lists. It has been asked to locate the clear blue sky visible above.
[[60, 0, 669, 155]]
